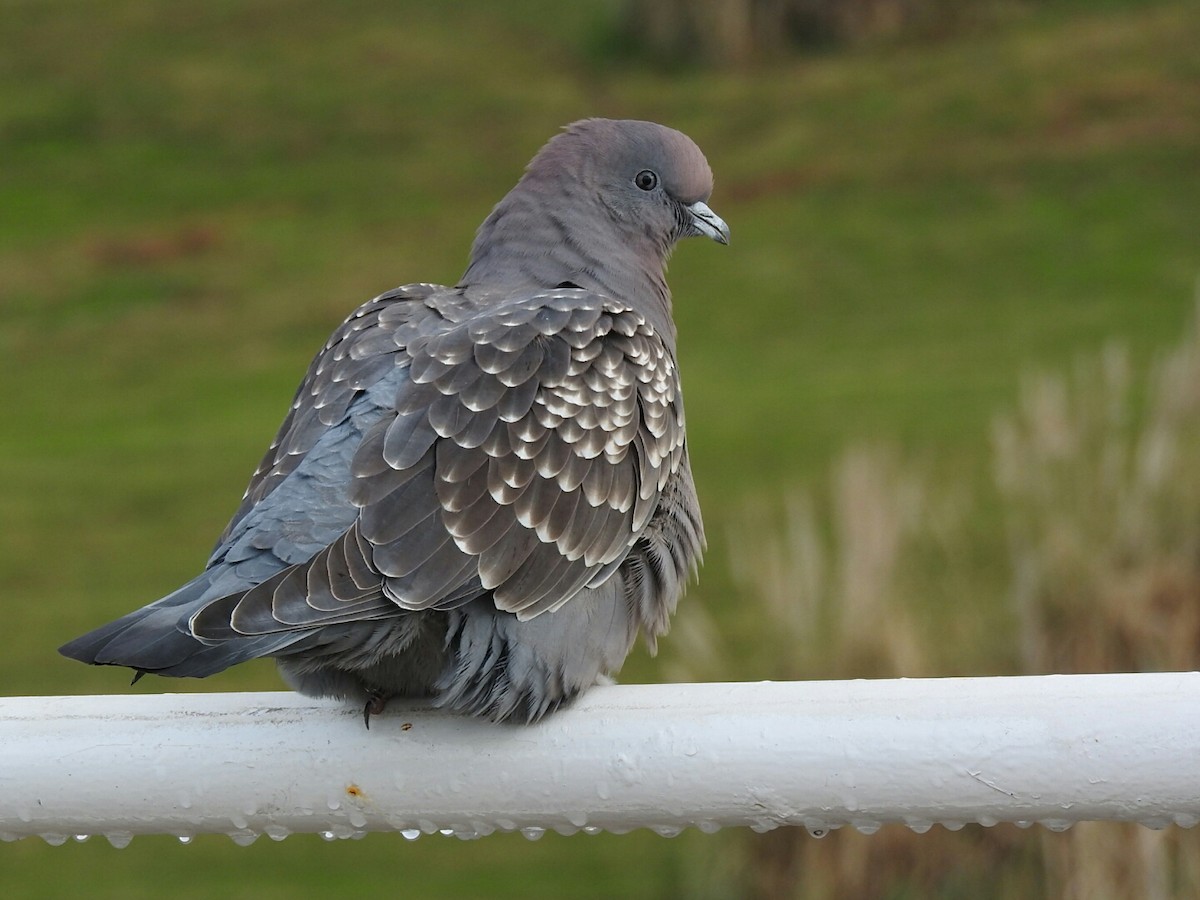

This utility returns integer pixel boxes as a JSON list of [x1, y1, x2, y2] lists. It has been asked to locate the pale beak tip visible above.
[[687, 201, 730, 246]]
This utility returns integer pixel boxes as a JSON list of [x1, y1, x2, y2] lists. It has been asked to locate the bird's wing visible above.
[[191, 284, 686, 640], [216, 283, 447, 547]]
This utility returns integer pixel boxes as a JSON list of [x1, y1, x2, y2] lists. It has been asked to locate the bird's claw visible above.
[[363, 693, 389, 729]]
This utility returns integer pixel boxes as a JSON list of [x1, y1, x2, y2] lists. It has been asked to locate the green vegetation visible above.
[[2, 0, 1198, 896]]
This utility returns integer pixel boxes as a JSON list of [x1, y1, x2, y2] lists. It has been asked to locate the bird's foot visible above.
[[362, 693, 390, 729]]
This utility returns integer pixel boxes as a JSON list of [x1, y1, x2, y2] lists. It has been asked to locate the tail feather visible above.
[[59, 574, 314, 679]]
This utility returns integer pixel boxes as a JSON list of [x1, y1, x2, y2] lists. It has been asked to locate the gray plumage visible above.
[[59, 118, 727, 724]]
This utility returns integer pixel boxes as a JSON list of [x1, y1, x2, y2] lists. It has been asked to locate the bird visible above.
[[60, 118, 727, 725]]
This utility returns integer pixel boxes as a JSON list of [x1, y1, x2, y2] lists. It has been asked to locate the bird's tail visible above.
[[59, 573, 312, 680]]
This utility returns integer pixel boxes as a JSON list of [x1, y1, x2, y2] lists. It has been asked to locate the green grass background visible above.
[[2, 0, 1198, 896]]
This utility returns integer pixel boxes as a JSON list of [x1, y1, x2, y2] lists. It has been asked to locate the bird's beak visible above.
[[686, 201, 730, 245]]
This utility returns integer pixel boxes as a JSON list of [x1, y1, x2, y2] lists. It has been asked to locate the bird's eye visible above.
[[634, 170, 658, 191]]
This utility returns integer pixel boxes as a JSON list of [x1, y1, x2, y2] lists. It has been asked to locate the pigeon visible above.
[[60, 118, 727, 725]]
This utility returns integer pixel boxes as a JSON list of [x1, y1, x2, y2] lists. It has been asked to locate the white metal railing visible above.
[[2, 673, 1198, 846]]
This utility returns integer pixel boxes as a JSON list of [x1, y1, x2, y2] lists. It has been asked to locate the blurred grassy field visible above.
[[2, 0, 1198, 897]]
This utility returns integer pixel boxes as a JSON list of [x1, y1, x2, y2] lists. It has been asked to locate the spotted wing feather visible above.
[[192, 284, 688, 638]]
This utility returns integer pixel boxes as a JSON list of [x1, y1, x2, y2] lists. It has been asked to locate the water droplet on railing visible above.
[[319, 830, 336, 842], [41, 833, 68, 846], [264, 825, 291, 842], [906, 820, 932, 834], [400, 828, 421, 841], [651, 825, 682, 838], [73, 834, 90, 843], [470, 821, 495, 838], [520, 827, 546, 841], [942, 820, 965, 832], [229, 831, 259, 846], [582, 826, 603, 836], [178, 835, 193, 845], [106, 831, 134, 849], [1174, 814, 1199, 829], [1040, 819, 1073, 833], [1141, 817, 1171, 831], [803, 818, 831, 838], [853, 821, 881, 835], [696, 821, 721, 834]]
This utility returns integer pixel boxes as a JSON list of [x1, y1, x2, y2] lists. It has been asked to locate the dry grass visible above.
[[995, 305, 1200, 675], [670, 300, 1200, 898], [668, 446, 933, 684], [993, 300, 1200, 899]]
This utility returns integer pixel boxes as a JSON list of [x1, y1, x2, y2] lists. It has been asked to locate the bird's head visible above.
[[528, 118, 730, 253], [463, 119, 727, 300]]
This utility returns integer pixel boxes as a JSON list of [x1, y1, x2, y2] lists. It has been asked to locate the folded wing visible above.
[[189, 284, 687, 642]]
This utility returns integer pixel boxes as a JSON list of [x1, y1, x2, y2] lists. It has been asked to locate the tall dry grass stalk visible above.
[[677, 446, 931, 683], [668, 447, 1033, 899], [671, 301, 1200, 898], [995, 323, 1200, 674], [993, 302, 1200, 900]]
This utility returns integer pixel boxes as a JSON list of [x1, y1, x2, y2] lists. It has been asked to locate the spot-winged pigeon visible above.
[[60, 118, 727, 724]]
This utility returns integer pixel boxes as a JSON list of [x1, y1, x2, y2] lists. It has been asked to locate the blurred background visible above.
[[2, 0, 1199, 897]]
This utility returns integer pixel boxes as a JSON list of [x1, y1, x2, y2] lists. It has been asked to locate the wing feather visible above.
[[193, 283, 698, 644]]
